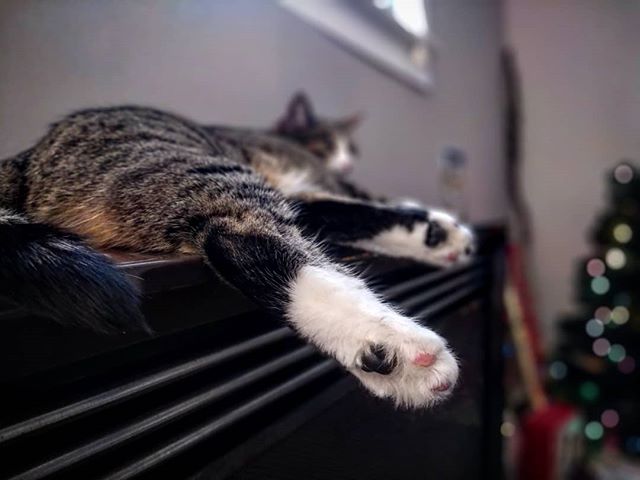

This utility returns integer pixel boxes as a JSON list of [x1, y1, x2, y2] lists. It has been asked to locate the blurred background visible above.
[[1, 1, 639, 478]]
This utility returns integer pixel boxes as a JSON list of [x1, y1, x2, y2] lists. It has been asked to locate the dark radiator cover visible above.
[[0, 228, 504, 480]]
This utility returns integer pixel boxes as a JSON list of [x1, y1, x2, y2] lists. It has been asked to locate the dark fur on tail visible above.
[[0, 209, 150, 334]]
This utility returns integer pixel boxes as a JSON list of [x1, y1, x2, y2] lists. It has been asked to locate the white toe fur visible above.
[[287, 264, 459, 408]]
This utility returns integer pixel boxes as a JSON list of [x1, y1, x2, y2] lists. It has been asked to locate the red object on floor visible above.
[[518, 403, 577, 480]]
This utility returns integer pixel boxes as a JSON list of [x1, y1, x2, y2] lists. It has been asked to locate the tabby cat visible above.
[[0, 93, 473, 408]]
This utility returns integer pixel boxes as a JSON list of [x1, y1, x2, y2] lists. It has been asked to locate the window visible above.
[[280, 0, 432, 92], [371, 0, 428, 38]]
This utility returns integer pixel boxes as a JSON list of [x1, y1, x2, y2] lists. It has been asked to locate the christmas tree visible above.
[[550, 161, 640, 458]]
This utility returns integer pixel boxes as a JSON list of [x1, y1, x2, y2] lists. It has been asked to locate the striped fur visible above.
[[0, 105, 470, 408]]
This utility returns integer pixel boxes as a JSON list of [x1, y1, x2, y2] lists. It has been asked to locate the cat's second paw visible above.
[[351, 209, 474, 268], [423, 210, 475, 267]]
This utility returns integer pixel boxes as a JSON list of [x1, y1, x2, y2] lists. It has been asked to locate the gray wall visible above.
[[505, 0, 640, 341], [0, 0, 505, 222]]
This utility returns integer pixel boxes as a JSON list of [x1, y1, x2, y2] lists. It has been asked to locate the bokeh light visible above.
[[614, 164, 634, 184], [618, 356, 636, 374], [579, 381, 600, 402], [608, 344, 626, 363], [586, 258, 606, 277], [585, 318, 604, 337], [591, 277, 610, 295], [613, 223, 633, 244], [585, 421, 604, 440], [611, 306, 630, 325], [566, 418, 583, 435], [594, 306, 612, 323], [593, 338, 611, 356], [601, 409, 620, 428], [605, 248, 626, 269], [500, 422, 515, 437], [549, 361, 568, 380]]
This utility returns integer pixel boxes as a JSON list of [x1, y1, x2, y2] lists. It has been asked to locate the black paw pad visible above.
[[425, 220, 448, 247], [359, 344, 397, 375]]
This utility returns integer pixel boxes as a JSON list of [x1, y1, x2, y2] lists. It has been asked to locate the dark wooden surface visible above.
[[228, 301, 487, 480], [0, 226, 505, 480], [228, 228, 507, 480]]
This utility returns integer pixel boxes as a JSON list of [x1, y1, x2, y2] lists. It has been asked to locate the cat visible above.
[[273, 92, 360, 175], [0, 94, 474, 408]]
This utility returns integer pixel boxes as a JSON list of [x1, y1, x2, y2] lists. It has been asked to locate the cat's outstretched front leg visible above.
[[293, 193, 475, 267], [289, 263, 459, 407]]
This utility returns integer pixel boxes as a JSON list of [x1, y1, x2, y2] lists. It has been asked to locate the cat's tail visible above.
[[0, 208, 150, 334]]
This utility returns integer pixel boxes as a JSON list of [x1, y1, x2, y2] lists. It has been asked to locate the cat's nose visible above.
[[425, 220, 448, 247]]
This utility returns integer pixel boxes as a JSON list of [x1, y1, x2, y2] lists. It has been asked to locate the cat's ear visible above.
[[339, 113, 364, 133], [276, 92, 317, 133]]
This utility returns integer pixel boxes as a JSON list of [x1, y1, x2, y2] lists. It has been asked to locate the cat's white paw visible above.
[[288, 265, 459, 408], [352, 209, 474, 268], [422, 210, 475, 266], [350, 314, 459, 408]]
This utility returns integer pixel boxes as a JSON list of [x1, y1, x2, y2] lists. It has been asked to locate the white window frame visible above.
[[280, 0, 433, 92]]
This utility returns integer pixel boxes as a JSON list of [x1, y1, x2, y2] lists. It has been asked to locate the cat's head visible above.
[[275, 92, 362, 175]]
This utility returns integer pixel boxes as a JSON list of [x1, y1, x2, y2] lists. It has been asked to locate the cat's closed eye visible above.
[[306, 135, 335, 158]]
